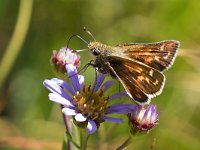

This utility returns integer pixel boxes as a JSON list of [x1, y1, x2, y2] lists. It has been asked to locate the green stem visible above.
[[80, 129, 90, 150], [0, 0, 33, 87], [65, 131, 80, 149], [116, 137, 132, 150]]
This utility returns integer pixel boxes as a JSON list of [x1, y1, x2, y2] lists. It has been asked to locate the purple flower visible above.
[[51, 46, 80, 73], [43, 64, 133, 134], [128, 104, 158, 134]]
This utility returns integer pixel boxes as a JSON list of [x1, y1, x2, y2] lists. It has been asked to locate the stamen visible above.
[[82, 85, 86, 93], [88, 85, 91, 92], [72, 84, 109, 123], [91, 99, 95, 104], [79, 97, 86, 105], [98, 90, 103, 97], [83, 104, 87, 108]]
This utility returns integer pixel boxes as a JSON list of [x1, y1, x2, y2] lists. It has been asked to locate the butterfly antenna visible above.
[[67, 34, 89, 48], [67, 34, 76, 48], [83, 27, 96, 41], [76, 35, 89, 45]]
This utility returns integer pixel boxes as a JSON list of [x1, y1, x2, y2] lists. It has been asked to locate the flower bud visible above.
[[51, 46, 80, 73], [128, 104, 158, 135]]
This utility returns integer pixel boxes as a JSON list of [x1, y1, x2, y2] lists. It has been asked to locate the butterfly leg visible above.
[[68, 60, 94, 78]]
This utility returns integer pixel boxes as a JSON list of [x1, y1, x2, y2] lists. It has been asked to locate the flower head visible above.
[[128, 104, 158, 135], [51, 46, 80, 73], [43, 64, 132, 134]]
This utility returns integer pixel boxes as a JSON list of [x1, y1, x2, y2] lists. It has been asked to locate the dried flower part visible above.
[[128, 105, 158, 135], [51, 46, 80, 73]]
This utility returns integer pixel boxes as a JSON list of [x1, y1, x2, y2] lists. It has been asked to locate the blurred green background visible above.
[[0, 0, 200, 149]]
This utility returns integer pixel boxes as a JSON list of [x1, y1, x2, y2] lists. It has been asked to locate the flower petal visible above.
[[75, 113, 87, 122], [107, 103, 134, 114], [143, 105, 152, 121], [102, 116, 123, 123], [62, 108, 77, 116], [51, 78, 75, 95], [66, 64, 81, 92], [87, 120, 97, 134], [150, 106, 157, 122], [43, 79, 72, 101], [78, 75, 84, 89], [92, 73, 105, 92], [48, 93, 74, 107], [109, 91, 128, 100], [101, 80, 114, 92]]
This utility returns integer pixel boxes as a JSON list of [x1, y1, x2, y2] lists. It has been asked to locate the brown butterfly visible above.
[[79, 29, 180, 105]]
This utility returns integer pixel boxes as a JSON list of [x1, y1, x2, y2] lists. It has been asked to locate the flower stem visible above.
[[116, 137, 132, 150], [60, 105, 72, 150], [65, 131, 80, 149], [80, 128, 90, 150]]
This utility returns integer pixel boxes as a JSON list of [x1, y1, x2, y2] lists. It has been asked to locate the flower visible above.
[[51, 46, 80, 73], [43, 64, 133, 134], [128, 104, 158, 135]]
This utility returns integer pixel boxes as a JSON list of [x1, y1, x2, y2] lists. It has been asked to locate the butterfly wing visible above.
[[116, 40, 180, 72], [107, 56, 165, 105]]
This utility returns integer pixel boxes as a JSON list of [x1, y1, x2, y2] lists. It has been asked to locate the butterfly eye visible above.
[[92, 49, 100, 56]]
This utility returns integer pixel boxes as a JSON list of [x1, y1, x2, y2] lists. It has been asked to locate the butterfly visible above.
[[75, 28, 180, 105], [86, 39, 180, 105]]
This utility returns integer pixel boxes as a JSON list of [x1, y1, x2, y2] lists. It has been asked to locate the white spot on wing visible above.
[[149, 69, 154, 76]]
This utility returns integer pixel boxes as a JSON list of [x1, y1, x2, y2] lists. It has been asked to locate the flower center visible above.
[[73, 85, 109, 121]]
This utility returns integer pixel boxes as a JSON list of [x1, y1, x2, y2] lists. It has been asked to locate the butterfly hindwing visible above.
[[107, 56, 165, 104]]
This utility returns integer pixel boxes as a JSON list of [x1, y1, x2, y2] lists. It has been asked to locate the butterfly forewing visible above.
[[116, 40, 179, 72], [108, 57, 165, 104]]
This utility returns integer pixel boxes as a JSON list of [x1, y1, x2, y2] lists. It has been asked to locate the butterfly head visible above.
[[88, 41, 104, 56]]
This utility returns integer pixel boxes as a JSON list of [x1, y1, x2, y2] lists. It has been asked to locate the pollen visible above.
[[72, 84, 109, 121]]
